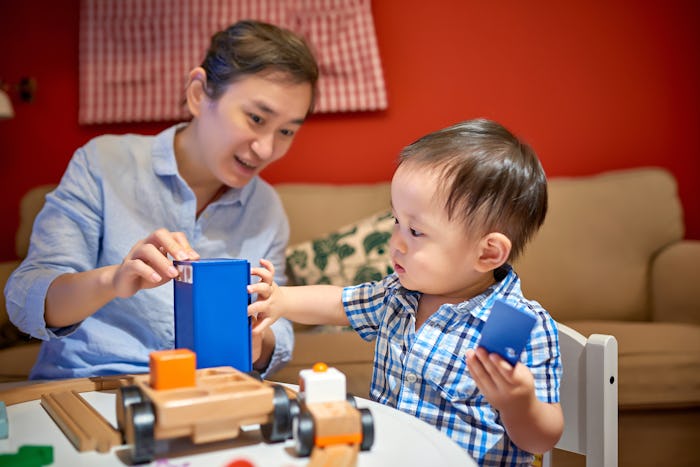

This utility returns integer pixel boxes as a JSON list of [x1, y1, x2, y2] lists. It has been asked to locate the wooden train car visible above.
[[116, 349, 293, 463]]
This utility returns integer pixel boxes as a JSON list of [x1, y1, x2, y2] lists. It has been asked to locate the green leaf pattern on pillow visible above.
[[286, 211, 395, 287]]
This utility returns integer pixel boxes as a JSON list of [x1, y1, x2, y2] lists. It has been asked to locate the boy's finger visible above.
[[247, 282, 271, 298], [489, 352, 515, 373], [259, 258, 275, 273], [254, 316, 275, 333], [250, 266, 273, 283]]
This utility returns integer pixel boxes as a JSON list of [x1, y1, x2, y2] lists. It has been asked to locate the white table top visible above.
[[0, 386, 476, 466]]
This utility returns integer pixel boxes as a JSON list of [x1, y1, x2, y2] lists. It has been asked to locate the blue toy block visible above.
[[478, 299, 537, 366], [0, 401, 6, 439], [174, 259, 252, 372]]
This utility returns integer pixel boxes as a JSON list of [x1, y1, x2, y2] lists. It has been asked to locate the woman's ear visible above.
[[475, 232, 512, 272], [185, 67, 208, 117]]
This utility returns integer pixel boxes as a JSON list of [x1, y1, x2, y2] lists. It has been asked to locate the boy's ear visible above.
[[185, 67, 209, 117], [475, 232, 511, 272]]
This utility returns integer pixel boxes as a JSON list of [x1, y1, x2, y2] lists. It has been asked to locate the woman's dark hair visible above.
[[200, 20, 319, 114]]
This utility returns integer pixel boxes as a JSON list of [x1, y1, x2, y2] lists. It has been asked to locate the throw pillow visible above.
[[286, 210, 395, 287]]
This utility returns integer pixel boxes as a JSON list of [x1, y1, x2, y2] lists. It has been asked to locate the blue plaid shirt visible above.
[[343, 265, 561, 466]]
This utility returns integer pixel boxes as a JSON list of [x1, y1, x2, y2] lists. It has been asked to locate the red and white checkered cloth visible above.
[[79, 0, 387, 124]]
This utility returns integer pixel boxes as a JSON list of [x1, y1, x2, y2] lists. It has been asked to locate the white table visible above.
[[0, 386, 476, 466]]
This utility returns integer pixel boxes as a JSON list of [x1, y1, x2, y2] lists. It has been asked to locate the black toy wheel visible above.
[[260, 385, 293, 442], [116, 385, 144, 433], [288, 397, 301, 423], [359, 407, 374, 451], [294, 410, 315, 457], [127, 401, 156, 464]]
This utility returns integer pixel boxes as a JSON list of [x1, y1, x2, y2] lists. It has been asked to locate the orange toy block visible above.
[[149, 349, 196, 390]]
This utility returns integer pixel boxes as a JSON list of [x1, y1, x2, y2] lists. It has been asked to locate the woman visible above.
[[5, 20, 319, 379]]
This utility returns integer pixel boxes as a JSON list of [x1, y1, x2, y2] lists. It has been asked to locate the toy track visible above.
[[40, 390, 122, 453], [0, 374, 135, 406]]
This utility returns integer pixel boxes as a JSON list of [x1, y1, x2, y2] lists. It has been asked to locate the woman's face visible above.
[[194, 72, 313, 188]]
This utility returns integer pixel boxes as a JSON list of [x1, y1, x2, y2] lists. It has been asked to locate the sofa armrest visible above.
[[651, 240, 700, 325]]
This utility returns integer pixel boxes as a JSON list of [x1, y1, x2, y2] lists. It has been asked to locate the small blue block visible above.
[[0, 401, 7, 439]]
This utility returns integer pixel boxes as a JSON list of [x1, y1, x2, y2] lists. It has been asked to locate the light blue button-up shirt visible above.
[[5, 124, 293, 379]]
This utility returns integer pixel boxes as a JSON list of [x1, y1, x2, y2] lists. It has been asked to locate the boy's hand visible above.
[[466, 347, 564, 453], [112, 228, 200, 298], [248, 259, 284, 332], [466, 347, 536, 414]]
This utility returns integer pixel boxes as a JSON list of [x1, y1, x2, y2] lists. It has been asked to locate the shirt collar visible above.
[[216, 178, 258, 207], [151, 123, 185, 176], [462, 264, 519, 321]]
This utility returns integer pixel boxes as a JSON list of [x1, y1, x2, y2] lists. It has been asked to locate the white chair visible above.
[[542, 322, 618, 467]]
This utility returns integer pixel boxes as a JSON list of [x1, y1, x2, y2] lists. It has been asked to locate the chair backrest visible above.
[[543, 322, 618, 467]]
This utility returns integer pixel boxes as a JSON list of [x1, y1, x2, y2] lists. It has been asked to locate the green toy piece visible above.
[[0, 445, 53, 467]]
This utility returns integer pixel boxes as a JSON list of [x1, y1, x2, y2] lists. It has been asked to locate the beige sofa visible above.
[[2, 167, 699, 466]]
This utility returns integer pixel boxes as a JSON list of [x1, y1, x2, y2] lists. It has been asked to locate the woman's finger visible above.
[[132, 243, 179, 279], [171, 231, 199, 260], [145, 229, 191, 261]]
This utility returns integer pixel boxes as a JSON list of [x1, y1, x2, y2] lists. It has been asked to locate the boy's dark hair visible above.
[[398, 118, 548, 261], [200, 20, 319, 114]]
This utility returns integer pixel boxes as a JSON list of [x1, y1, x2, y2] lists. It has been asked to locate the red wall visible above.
[[1, 1, 698, 262]]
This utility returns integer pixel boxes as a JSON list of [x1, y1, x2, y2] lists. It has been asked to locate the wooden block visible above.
[[40, 390, 121, 453], [0, 374, 136, 406], [308, 401, 361, 447], [308, 444, 359, 467], [149, 348, 196, 390]]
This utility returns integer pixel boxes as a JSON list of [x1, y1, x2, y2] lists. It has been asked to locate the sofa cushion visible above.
[[567, 320, 700, 409], [515, 168, 684, 323], [0, 342, 40, 382], [286, 210, 394, 287], [275, 182, 391, 247]]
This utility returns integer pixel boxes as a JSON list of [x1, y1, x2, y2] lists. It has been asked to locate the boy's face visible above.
[[389, 164, 493, 302]]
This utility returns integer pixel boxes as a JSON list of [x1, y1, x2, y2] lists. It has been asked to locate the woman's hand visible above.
[[46, 229, 200, 328], [112, 228, 200, 298], [251, 315, 276, 371]]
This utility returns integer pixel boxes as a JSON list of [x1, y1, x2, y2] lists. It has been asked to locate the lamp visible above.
[[0, 77, 37, 120], [0, 89, 13, 119]]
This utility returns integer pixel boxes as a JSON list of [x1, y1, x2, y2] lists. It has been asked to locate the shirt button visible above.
[[405, 372, 417, 383]]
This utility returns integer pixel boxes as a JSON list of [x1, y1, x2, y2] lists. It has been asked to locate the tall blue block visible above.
[[173, 259, 252, 372]]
